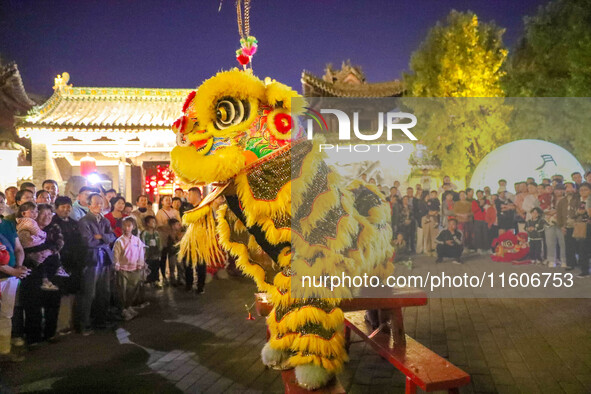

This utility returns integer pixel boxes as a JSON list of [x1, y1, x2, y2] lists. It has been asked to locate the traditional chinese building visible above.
[[301, 61, 403, 98], [302, 62, 416, 187], [16, 73, 191, 201]]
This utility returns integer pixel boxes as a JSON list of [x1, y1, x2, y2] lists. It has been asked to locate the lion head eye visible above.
[[215, 96, 250, 130]]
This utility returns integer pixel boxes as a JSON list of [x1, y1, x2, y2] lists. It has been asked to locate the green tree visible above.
[[503, 0, 591, 97], [502, 0, 591, 167], [403, 11, 510, 182]]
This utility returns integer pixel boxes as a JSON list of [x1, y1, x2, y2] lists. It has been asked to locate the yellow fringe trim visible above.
[[264, 81, 305, 112], [273, 272, 291, 292], [216, 205, 272, 293], [291, 332, 347, 360], [258, 218, 291, 245], [288, 353, 347, 374], [179, 205, 225, 265], [181, 205, 211, 225], [270, 286, 292, 310], [267, 306, 344, 335], [277, 247, 291, 268], [269, 332, 297, 350], [367, 203, 391, 225]]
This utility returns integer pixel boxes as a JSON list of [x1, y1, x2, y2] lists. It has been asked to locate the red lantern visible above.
[[80, 155, 97, 176]]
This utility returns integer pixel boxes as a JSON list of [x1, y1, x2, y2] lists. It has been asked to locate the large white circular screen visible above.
[[470, 139, 585, 192]]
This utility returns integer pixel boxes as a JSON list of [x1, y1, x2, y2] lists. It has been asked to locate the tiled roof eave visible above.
[[0, 63, 36, 108], [16, 124, 174, 133], [23, 87, 193, 121], [301, 71, 403, 97]]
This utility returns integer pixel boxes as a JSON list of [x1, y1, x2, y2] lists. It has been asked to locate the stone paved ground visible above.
[[1, 255, 591, 393]]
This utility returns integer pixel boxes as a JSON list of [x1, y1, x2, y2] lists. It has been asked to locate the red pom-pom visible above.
[[172, 117, 182, 133], [237, 54, 250, 66], [274, 113, 292, 134], [182, 90, 196, 113], [173, 115, 189, 134]]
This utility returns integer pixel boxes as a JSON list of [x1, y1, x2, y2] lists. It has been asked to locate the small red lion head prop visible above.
[[491, 230, 530, 262]]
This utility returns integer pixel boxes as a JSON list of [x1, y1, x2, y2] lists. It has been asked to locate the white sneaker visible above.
[[55, 267, 70, 277], [128, 307, 139, 317], [561, 262, 567, 268], [11, 337, 25, 347]]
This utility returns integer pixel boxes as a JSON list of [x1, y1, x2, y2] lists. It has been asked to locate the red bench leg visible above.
[[390, 308, 406, 348], [405, 376, 416, 394]]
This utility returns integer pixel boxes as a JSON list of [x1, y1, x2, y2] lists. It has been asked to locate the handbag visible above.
[[572, 222, 587, 239]]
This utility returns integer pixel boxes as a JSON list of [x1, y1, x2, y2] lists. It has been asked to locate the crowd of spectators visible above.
[[0, 181, 208, 363], [379, 171, 591, 278]]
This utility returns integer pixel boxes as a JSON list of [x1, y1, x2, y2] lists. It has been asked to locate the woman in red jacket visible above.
[[472, 190, 491, 254], [104, 196, 128, 239]]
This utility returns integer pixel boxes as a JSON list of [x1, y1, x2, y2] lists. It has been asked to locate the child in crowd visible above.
[[427, 190, 441, 216], [167, 218, 184, 287], [392, 233, 409, 262], [526, 207, 546, 264], [123, 202, 134, 217], [113, 217, 145, 321], [16, 202, 67, 291], [140, 215, 162, 288]]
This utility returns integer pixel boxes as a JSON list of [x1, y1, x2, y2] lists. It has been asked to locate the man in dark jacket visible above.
[[435, 218, 463, 263], [78, 193, 116, 335], [557, 182, 580, 270], [180, 187, 202, 218], [52, 196, 85, 333]]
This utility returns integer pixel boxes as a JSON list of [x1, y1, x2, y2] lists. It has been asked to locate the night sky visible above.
[[2, 0, 547, 98]]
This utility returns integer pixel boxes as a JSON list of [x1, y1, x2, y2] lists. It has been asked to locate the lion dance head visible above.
[[171, 69, 303, 185]]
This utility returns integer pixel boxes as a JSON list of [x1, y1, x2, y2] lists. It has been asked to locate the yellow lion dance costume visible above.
[[171, 69, 394, 389]]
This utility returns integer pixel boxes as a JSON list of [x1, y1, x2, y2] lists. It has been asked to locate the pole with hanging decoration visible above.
[[235, 0, 257, 71]]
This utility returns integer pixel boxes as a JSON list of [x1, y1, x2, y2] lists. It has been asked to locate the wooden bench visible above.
[[344, 310, 470, 394], [254, 291, 469, 393]]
